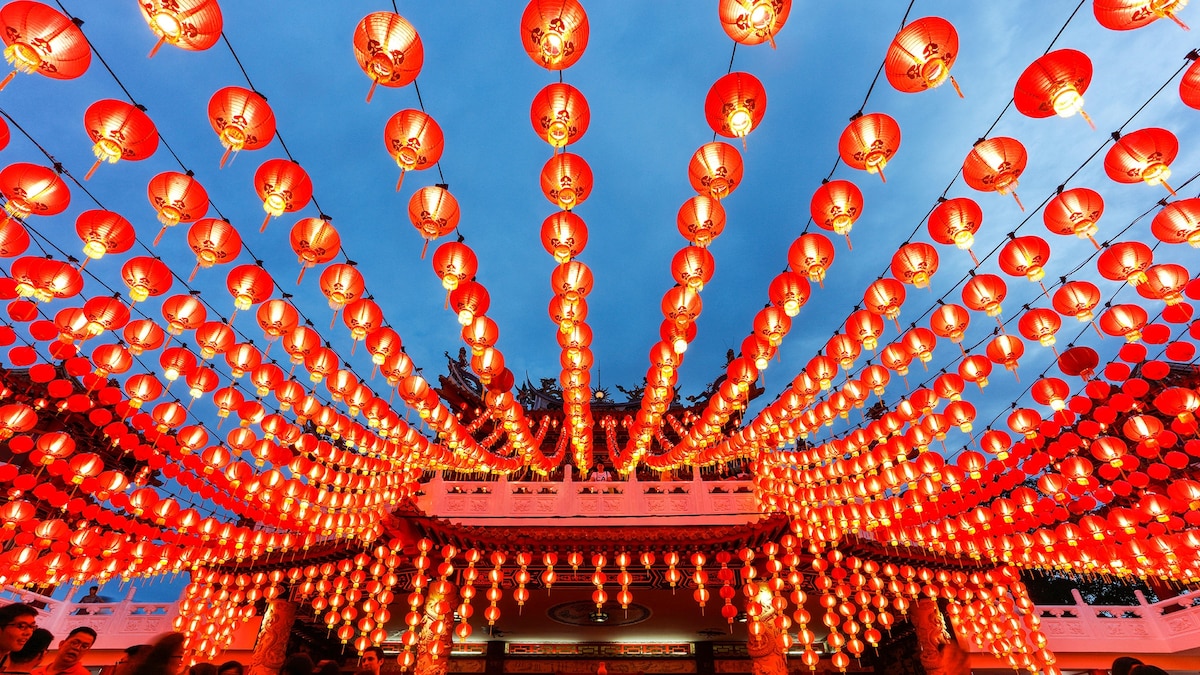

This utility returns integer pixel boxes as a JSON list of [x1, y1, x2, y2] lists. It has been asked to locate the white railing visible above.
[[416, 468, 764, 526]]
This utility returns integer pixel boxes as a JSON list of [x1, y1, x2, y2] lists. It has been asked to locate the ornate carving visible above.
[[745, 618, 787, 675], [248, 599, 298, 675], [911, 599, 970, 675]]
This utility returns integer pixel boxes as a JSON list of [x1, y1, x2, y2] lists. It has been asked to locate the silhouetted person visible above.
[[126, 633, 186, 675], [1112, 656, 1143, 675], [1129, 666, 1169, 675]]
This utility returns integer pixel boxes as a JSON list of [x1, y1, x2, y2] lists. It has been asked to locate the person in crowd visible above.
[[279, 655, 312, 675], [590, 463, 612, 482], [356, 647, 383, 675], [1129, 666, 1169, 675], [4, 629, 52, 674], [1112, 656, 1144, 675], [215, 662, 242, 675], [75, 588, 103, 616], [0, 604, 40, 670], [30, 627, 95, 675], [188, 665, 215, 675], [111, 645, 148, 675], [126, 633, 185, 675], [314, 660, 340, 675]]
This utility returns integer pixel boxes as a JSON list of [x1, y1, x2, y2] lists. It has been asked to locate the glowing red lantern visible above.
[[927, 197, 983, 264], [530, 82, 590, 148], [123, 319, 165, 355], [227, 265, 274, 311], [290, 217, 341, 283], [839, 113, 901, 182], [884, 17, 961, 96], [540, 152, 591, 210], [432, 241, 477, 292], [91, 343, 132, 377], [1151, 197, 1200, 247], [705, 72, 767, 141], [194, 321, 234, 360], [82, 296, 129, 337], [1094, 0, 1189, 30], [672, 247, 716, 291], [384, 109, 444, 191], [1181, 57, 1200, 109], [929, 303, 970, 347], [1104, 127, 1178, 195], [1044, 187, 1103, 248], [121, 256, 172, 303], [224, 343, 261, 378], [863, 278, 906, 324], [0, 163, 69, 218], [1053, 281, 1102, 323], [1137, 263, 1189, 305], [1097, 240, 1153, 286], [688, 142, 743, 200], [768, 271, 810, 317], [520, 0, 589, 70], [1014, 49, 1094, 128], [662, 287, 702, 327], [186, 218, 241, 281], [352, 12, 423, 102], [409, 186, 460, 256], [82, 99, 159, 180], [254, 159, 312, 232], [718, 0, 791, 47], [147, 171, 208, 244], [962, 137, 1027, 210], [75, 210, 135, 264], [256, 299, 299, 344], [1018, 308, 1062, 348], [343, 298, 384, 345], [960, 354, 992, 389], [540, 211, 588, 263], [890, 242, 939, 289], [986, 334, 1025, 375], [810, 179, 864, 245], [677, 196, 727, 246], [0, 1, 90, 90], [319, 263, 364, 311], [138, 0, 222, 56], [1099, 304, 1149, 342], [551, 261, 593, 302], [209, 86, 276, 168], [789, 233, 835, 286], [10, 257, 81, 302], [998, 235, 1051, 287], [0, 218, 28, 258]]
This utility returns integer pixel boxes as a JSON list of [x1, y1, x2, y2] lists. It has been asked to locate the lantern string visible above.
[[1042, 0, 1088, 57], [854, 0, 916, 118], [411, 80, 448, 186]]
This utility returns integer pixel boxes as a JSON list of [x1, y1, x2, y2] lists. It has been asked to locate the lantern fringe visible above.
[[85, 159, 103, 181], [0, 71, 15, 92], [1080, 109, 1096, 131], [1011, 191, 1024, 212], [1162, 179, 1178, 197], [366, 78, 379, 104], [147, 35, 168, 58], [260, 214, 273, 233], [950, 75, 964, 99], [153, 226, 168, 247]]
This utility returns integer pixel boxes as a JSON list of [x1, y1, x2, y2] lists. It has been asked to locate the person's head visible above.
[[358, 647, 383, 675], [87, 586, 99, 596], [127, 633, 186, 675], [53, 627, 96, 666], [315, 660, 341, 675], [280, 654, 314, 675], [8, 627, 53, 666], [1130, 666, 1169, 675], [113, 644, 150, 675], [1112, 657, 1144, 675], [0, 603, 39, 655], [217, 660, 244, 675], [189, 664, 217, 675]]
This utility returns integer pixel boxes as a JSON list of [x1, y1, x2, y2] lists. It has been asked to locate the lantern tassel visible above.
[[297, 265, 309, 285], [366, 78, 379, 103], [147, 35, 167, 58], [188, 264, 200, 283], [877, 168, 887, 184], [1091, 321, 1103, 338], [396, 169, 406, 192], [1167, 13, 1190, 30], [85, 159, 103, 181], [1080, 109, 1096, 131], [1162, 179, 1178, 197], [1038, 280, 1049, 299], [153, 226, 167, 247], [78, 257, 90, 271], [421, 239, 430, 259], [219, 146, 235, 169], [0, 71, 15, 92], [1087, 235, 1100, 250], [967, 248, 979, 267], [950, 75, 964, 99], [845, 234, 853, 250], [1011, 191, 1024, 212], [260, 213, 272, 233]]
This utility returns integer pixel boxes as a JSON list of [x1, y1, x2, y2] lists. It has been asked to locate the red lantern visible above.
[[254, 159, 312, 232], [138, 0, 222, 56], [705, 72, 767, 141], [121, 256, 172, 303], [962, 137, 1027, 210], [91, 343, 132, 378], [1097, 240, 1153, 286], [0, 218, 29, 259], [0, 163, 69, 218], [194, 321, 234, 360], [688, 142, 743, 200], [884, 17, 961, 96], [927, 197, 983, 264], [290, 218, 341, 283], [319, 263, 364, 311], [226, 265, 274, 311], [1018, 308, 1062, 348], [929, 303, 970, 347], [208, 86, 276, 168], [520, 0, 589, 71], [186, 218, 242, 281], [839, 113, 901, 182], [1053, 281, 1102, 323], [551, 261, 593, 302], [409, 186, 460, 256], [890, 242, 939, 289], [82, 99, 159, 180], [224, 343, 261, 378], [10, 257, 81, 303], [352, 12, 423, 102], [959, 354, 992, 389], [1099, 304, 1149, 342], [810, 179, 864, 245], [986, 334, 1025, 375], [1105, 128, 1178, 195], [662, 287, 702, 327], [82, 296, 129, 337], [863, 278, 906, 324], [257, 300, 299, 344], [384, 109, 444, 190], [789, 233, 835, 286], [718, 0, 791, 47], [1044, 187, 1103, 249], [282, 326, 320, 366], [677, 196, 727, 247], [1137, 263, 1189, 305], [148, 173, 209, 251], [0, 1, 90, 90], [671, 247, 716, 291], [540, 211, 588, 263], [75, 210, 135, 264], [768, 271, 810, 317], [1094, 0, 1189, 30], [998, 235, 1051, 287], [343, 298, 384, 345], [1151, 197, 1200, 247], [1014, 49, 1094, 128], [1181, 57, 1200, 109], [540, 152, 591, 210], [432, 242, 477, 292], [846, 310, 884, 350], [530, 82, 590, 148]]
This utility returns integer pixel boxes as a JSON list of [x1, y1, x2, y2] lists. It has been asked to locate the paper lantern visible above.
[[929, 303, 970, 346], [75, 210, 135, 264], [432, 241, 477, 292], [1136, 263, 1189, 305], [705, 72, 768, 141], [986, 334, 1025, 375], [1181, 57, 1200, 109], [998, 235, 1051, 286], [662, 286, 702, 326], [1014, 49, 1094, 127], [551, 261, 593, 302], [1094, 0, 1189, 30], [290, 217, 341, 283], [530, 82, 590, 148], [789, 233, 835, 286], [672, 246, 716, 291], [0, 163, 69, 218], [927, 197, 983, 264], [890, 242, 939, 289], [1097, 240, 1153, 286], [540, 152, 591, 210], [147, 171, 209, 244], [962, 137, 1027, 210], [10, 257, 81, 302], [227, 265, 274, 311], [1104, 127, 1178, 195], [319, 263, 364, 311], [82, 99, 159, 180], [186, 218, 242, 281], [688, 142, 743, 200], [123, 318, 165, 355], [1151, 197, 1200, 247], [254, 159, 312, 232], [1018, 308, 1063, 348], [884, 17, 961, 96], [1043, 187, 1103, 248], [0, 1, 90, 89], [1053, 280, 1102, 323], [384, 109, 444, 190], [1099, 304, 1149, 342], [257, 299, 299, 344], [520, 0, 589, 70], [810, 179, 864, 245], [768, 271, 810, 317], [839, 113, 901, 182], [863, 278, 906, 323], [208, 86, 276, 168], [0, 217, 28, 259], [121, 256, 172, 303], [540, 211, 587, 263], [352, 12, 423, 102], [138, 0, 222, 56], [81, 296, 129, 337]]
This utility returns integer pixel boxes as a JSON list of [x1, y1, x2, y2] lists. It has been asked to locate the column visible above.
[[246, 599, 299, 675], [911, 598, 971, 675]]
